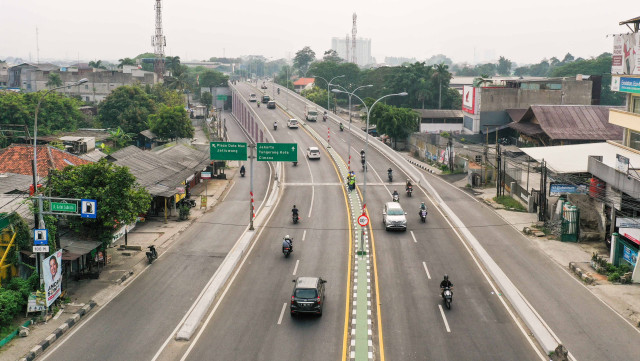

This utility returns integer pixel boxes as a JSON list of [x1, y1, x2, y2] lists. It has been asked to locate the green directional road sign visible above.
[[210, 142, 247, 161], [257, 143, 298, 162], [51, 202, 77, 213], [217, 94, 228, 101]]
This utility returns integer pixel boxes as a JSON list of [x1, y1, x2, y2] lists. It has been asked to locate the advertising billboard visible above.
[[611, 76, 640, 94], [612, 33, 640, 75], [42, 250, 62, 306], [462, 86, 475, 114]]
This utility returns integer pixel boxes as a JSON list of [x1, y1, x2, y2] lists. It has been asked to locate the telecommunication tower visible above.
[[152, 0, 166, 80], [345, 34, 350, 64], [351, 13, 357, 65]]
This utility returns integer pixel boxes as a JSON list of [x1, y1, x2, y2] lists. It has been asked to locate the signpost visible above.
[[357, 214, 369, 227], [51, 202, 77, 213], [217, 94, 228, 101], [256, 143, 298, 162], [210, 142, 248, 161]]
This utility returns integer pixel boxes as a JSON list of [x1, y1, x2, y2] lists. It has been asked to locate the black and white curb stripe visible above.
[[19, 301, 97, 361], [405, 157, 441, 174]]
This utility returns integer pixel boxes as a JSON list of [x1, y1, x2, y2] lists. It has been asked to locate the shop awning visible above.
[[60, 239, 102, 259]]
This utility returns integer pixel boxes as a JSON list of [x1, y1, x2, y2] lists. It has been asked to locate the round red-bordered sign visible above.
[[357, 214, 369, 227]]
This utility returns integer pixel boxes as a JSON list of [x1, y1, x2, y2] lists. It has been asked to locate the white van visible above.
[[307, 147, 320, 159]]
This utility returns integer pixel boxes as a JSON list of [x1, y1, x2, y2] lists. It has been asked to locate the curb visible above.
[[19, 301, 97, 361], [569, 262, 595, 284], [405, 157, 442, 175], [116, 270, 135, 285]]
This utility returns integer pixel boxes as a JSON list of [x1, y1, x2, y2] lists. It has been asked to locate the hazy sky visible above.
[[0, 0, 636, 66]]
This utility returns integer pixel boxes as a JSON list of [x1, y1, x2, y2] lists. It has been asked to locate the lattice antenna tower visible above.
[[345, 34, 350, 64], [152, 0, 166, 80], [351, 13, 357, 65]]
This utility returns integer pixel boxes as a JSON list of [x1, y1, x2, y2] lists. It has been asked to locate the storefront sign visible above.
[[611, 76, 640, 94], [623, 243, 638, 267], [549, 183, 588, 196], [616, 217, 640, 229], [620, 227, 640, 245]]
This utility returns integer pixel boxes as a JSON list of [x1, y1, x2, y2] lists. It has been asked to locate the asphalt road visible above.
[[274, 85, 542, 361], [173, 82, 349, 361], [40, 109, 272, 361]]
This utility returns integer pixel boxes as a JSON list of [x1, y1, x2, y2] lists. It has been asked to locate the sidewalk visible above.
[[450, 174, 640, 329], [1, 172, 234, 361]]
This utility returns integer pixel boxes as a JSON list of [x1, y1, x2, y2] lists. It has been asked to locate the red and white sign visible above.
[[357, 214, 369, 227], [462, 86, 475, 114]]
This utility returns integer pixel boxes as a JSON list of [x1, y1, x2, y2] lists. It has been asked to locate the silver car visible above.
[[382, 202, 407, 231]]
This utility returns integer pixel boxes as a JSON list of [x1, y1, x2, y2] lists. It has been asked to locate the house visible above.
[[0, 144, 92, 180], [414, 109, 464, 133], [293, 78, 316, 93], [508, 105, 624, 146]]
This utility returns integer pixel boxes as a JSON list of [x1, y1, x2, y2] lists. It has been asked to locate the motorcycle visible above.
[[443, 287, 453, 309], [388, 172, 393, 182], [339, 123, 344, 131], [392, 193, 399, 202], [420, 209, 427, 223], [292, 213, 299, 224], [293, 161, 298, 167], [274, 123, 278, 131], [277, 88, 280, 94], [240, 167, 245, 177], [406, 185, 413, 197], [283, 240, 293, 257], [323, 115, 327, 122], [257, 102, 260, 108], [146, 245, 158, 264]]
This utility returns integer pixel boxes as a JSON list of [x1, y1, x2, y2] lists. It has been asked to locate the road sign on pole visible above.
[[51, 202, 77, 213], [217, 95, 228, 101], [210, 142, 248, 161], [81, 199, 97, 219], [357, 214, 369, 227], [256, 143, 297, 162]]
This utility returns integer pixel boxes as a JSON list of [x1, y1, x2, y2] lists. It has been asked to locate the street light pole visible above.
[[331, 84, 372, 171], [332, 89, 407, 212], [32, 77, 87, 284]]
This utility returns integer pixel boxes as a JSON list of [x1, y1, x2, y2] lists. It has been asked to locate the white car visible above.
[[249, 93, 257, 102], [307, 147, 320, 159], [287, 119, 299, 128]]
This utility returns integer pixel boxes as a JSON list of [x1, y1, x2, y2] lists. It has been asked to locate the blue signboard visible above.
[[623, 243, 638, 267], [81, 199, 97, 219], [619, 77, 640, 94], [549, 183, 588, 196], [34, 229, 48, 245]]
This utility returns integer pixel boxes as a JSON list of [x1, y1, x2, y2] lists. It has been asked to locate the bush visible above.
[[493, 195, 527, 211], [0, 273, 39, 329], [608, 272, 621, 282]]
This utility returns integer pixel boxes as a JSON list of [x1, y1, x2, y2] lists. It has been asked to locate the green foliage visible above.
[[201, 92, 213, 112], [199, 70, 229, 88], [148, 105, 194, 140], [0, 272, 38, 328], [98, 85, 156, 134], [46, 159, 152, 247], [146, 84, 185, 108], [497, 56, 513, 76], [88, 60, 107, 70], [7, 213, 31, 266], [493, 196, 527, 211], [178, 204, 191, 220], [46, 73, 63, 88], [293, 46, 316, 76], [301, 87, 331, 109], [323, 49, 343, 63], [117, 57, 136, 68], [107, 127, 135, 149], [367, 101, 418, 145]]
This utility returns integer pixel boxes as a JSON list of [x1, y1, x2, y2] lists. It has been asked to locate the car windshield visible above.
[[387, 209, 404, 215], [310, 150, 319, 154], [295, 289, 317, 299]]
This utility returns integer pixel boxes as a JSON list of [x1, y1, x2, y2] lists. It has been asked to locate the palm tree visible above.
[[46, 73, 63, 88], [107, 127, 134, 149], [432, 63, 452, 109], [88, 60, 106, 69], [117, 57, 136, 68], [165, 56, 181, 76]]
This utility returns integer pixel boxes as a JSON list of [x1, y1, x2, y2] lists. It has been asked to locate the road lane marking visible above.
[[410, 231, 417, 243], [368, 164, 392, 197], [302, 230, 306, 241], [438, 305, 451, 332], [422, 262, 431, 280], [303, 151, 315, 218], [277, 303, 287, 325], [293, 260, 299, 275]]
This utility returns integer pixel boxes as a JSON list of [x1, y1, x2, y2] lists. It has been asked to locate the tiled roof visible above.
[[0, 144, 92, 178], [293, 78, 315, 86], [413, 109, 463, 118]]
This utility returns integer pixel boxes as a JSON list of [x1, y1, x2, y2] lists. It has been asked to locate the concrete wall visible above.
[[589, 156, 640, 197], [419, 123, 463, 133], [478, 80, 592, 112]]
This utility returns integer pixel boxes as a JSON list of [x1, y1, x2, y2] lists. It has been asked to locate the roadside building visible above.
[[461, 76, 598, 138], [508, 105, 624, 146], [0, 144, 92, 180], [293, 78, 315, 93], [414, 109, 464, 134]]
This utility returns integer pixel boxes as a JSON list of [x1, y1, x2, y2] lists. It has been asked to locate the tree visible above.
[[46, 73, 63, 88], [432, 63, 453, 109], [201, 91, 213, 116], [293, 46, 316, 76], [367, 101, 418, 148], [147, 84, 185, 107], [497, 56, 513, 76], [88, 60, 107, 69], [98, 85, 156, 134], [118, 57, 136, 68], [46, 159, 152, 247], [301, 87, 332, 109], [107, 126, 134, 149], [562, 53, 575, 63], [323, 49, 343, 63], [164, 65, 190, 94], [148, 104, 194, 140], [199, 70, 229, 88], [165, 56, 181, 75]]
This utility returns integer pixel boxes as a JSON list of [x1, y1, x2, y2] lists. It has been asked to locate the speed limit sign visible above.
[[357, 214, 369, 227]]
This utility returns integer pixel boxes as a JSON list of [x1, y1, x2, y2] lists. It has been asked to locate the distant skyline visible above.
[[0, 1, 636, 66]]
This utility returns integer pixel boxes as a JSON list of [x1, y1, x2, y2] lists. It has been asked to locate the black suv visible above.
[[267, 100, 276, 109], [290, 277, 326, 317], [261, 95, 270, 103]]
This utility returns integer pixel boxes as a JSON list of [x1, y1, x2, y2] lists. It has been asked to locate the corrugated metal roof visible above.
[[0, 173, 32, 194], [506, 108, 528, 122], [413, 109, 463, 118], [518, 105, 624, 141], [508, 122, 544, 135]]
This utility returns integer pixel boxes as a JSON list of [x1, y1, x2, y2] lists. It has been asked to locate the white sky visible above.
[[0, 0, 636, 65]]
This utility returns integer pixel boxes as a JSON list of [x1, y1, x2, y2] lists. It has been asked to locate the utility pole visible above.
[[248, 143, 255, 230]]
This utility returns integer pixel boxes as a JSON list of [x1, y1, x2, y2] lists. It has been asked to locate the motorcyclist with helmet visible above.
[[440, 274, 453, 298]]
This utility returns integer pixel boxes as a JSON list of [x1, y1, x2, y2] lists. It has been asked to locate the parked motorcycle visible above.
[[406, 185, 413, 197], [420, 209, 427, 223], [146, 245, 158, 264], [443, 286, 453, 309]]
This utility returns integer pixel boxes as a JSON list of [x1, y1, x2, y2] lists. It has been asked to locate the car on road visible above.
[[267, 100, 276, 109], [290, 277, 326, 317], [307, 147, 320, 159], [262, 95, 270, 103], [261, 83, 268, 89], [382, 202, 407, 231], [287, 118, 299, 128], [249, 93, 257, 102]]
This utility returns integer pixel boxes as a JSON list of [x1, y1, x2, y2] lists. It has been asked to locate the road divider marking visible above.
[[277, 303, 287, 325], [293, 260, 299, 275], [302, 230, 306, 241], [438, 305, 451, 332], [410, 231, 417, 243], [422, 261, 431, 280]]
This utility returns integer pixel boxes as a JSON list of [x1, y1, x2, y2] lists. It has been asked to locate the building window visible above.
[[629, 130, 640, 151], [85, 85, 89, 90], [632, 96, 640, 114]]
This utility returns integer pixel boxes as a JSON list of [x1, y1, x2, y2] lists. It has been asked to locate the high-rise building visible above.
[[331, 37, 373, 67]]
